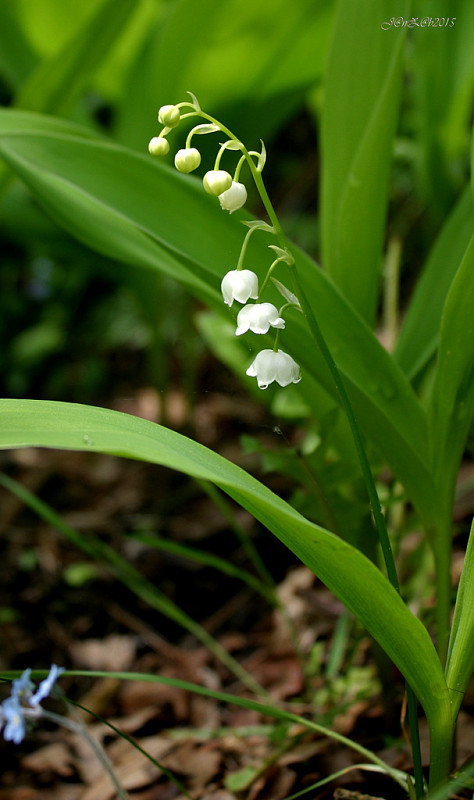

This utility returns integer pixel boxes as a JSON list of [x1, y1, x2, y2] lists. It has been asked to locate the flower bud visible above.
[[246, 349, 301, 390], [235, 303, 285, 336], [221, 269, 258, 307], [148, 136, 170, 156], [158, 104, 180, 128], [218, 181, 247, 213], [203, 170, 232, 196], [174, 148, 201, 173]]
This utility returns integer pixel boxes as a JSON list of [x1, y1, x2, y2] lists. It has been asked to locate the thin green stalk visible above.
[[67, 698, 193, 799], [41, 709, 128, 800], [383, 236, 402, 352], [196, 478, 275, 587]]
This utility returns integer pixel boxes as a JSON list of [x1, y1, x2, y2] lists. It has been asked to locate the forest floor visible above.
[[1, 377, 473, 800]]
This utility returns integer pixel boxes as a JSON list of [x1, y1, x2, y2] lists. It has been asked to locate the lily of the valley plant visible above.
[[149, 95, 302, 392]]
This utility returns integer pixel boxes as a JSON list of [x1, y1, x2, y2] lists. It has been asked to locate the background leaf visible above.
[[394, 188, 474, 382], [116, 0, 334, 149], [320, 0, 408, 325], [428, 236, 474, 514], [446, 520, 474, 717], [15, 0, 139, 115]]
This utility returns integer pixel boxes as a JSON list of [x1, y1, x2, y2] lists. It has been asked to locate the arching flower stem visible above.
[[258, 258, 286, 299], [236, 225, 260, 270]]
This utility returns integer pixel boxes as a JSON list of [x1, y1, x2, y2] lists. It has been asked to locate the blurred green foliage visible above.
[[1, 0, 472, 403]]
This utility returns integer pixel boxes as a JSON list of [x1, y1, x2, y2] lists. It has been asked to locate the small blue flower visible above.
[[11, 669, 35, 702], [2, 696, 26, 744], [29, 665, 65, 707]]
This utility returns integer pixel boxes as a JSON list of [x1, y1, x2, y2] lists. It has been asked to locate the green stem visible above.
[[428, 714, 456, 793], [246, 158, 426, 797], [236, 225, 259, 270]]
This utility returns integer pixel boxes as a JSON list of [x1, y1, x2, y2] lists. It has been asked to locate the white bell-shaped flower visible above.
[[148, 136, 170, 156], [158, 104, 180, 128], [218, 181, 247, 213], [246, 349, 301, 390], [203, 170, 233, 196], [235, 303, 285, 336], [221, 269, 258, 307], [174, 148, 201, 173]]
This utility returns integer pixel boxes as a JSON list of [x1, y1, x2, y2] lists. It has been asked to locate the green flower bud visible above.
[[174, 148, 201, 173], [148, 136, 170, 156], [203, 170, 233, 196], [158, 104, 181, 128]]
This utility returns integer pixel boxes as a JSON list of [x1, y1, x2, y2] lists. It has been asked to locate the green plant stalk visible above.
[[432, 516, 453, 669], [246, 162, 427, 795], [67, 698, 192, 799], [196, 478, 275, 587], [40, 709, 128, 800]]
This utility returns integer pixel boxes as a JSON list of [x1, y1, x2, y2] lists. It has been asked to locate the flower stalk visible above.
[[147, 97, 431, 792]]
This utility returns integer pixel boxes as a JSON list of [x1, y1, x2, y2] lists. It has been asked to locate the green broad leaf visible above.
[[0, 110, 437, 529], [321, 0, 408, 326], [0, 111, 223, 304], [15, 0, 139, 115], [0, 398, 449, 730], [411, 0, 474, 215], [394, 188, 474, 381], [446, 519, 474, 718], [428, 236, 474, 514]]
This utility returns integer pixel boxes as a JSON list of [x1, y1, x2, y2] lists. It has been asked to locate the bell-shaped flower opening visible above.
[[148, 136, 170, 156], [203, 170, 233, 196], [235, 303, 285, 336], [158, 104, 181, 128], [221, 269, 259, 307], [174, 148, 201, 173], [218, 181, 247, 213], [246, 349, 301, 389]]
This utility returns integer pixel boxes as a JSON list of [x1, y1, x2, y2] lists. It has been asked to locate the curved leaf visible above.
[[0, 398, 449, 729], [428, 236, 474, 512]]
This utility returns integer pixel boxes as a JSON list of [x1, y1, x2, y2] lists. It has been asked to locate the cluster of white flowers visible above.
[[148, 103, 247, 214], [148, 100, 301, 390], [220, 269, 300, 389]]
